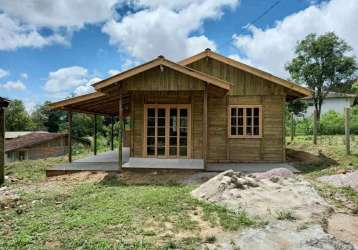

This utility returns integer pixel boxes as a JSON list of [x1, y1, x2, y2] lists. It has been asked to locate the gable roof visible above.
[[93, 56, 233, 91], [5, 132, 66, 152], [179, 49, 313, 97]]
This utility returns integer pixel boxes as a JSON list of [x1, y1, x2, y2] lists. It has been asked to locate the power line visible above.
[[218, 0, 281, 50]]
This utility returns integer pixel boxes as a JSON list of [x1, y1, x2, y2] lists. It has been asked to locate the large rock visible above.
[[206, 221, 357, 250], [192, 169, 331, 222], [318, 171, 358, 192]]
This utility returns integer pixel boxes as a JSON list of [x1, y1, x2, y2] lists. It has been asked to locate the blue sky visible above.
[[0, 0, 356, 112]]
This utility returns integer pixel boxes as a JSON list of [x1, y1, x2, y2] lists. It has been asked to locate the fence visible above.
[[288, 107, 353, 155]]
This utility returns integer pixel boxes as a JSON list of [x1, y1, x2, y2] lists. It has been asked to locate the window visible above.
[[228, 105, 262, 138]]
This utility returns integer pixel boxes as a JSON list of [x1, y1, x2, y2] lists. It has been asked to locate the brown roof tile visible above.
[[5, 132, 66, 152]]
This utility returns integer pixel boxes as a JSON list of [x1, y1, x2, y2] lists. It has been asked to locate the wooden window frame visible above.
[[143, 104, 192, 159], [228, 105, 263, 138]]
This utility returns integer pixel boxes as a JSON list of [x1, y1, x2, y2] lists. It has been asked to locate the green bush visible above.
[[320, 111, 344, 135], [290, 109, 358, 136]]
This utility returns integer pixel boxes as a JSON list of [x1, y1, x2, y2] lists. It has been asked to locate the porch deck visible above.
[[47, 149, 299, 177]]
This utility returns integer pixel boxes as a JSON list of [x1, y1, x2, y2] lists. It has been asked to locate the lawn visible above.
[[1, 159, 255, 250]]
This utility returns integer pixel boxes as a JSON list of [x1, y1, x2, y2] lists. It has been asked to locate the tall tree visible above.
[[5, 99, 33, 131], [286, 32, 357, 127], [31, 101, 66, 132]]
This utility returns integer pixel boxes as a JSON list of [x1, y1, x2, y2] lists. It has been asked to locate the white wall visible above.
[[304, 97, 354, 117]]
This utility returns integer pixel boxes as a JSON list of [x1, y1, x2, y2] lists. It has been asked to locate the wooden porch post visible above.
[[118, 88, 123, 170], [0, 107, 5, 184], [93, 114, 97, 155], [203, 82, 208, 169], [68, 111, 73, 163], [110, 116, 114, 151]]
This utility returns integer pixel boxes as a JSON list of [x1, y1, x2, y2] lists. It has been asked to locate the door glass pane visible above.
[[147, 117, 155, 126], [158, 127, 165, 136], [157, 147, 165, 156], [169, 147, 177, 156], [147, 127, 155, 136], [247, 108, 252, 116], [158, 117, 165, 126], [158, 137, 165, 147], [147, 147, 155, 156], [180, 128, 187, 137], [254, 126, 259, 135], [179, 137, 187, 146], [158, 108, 165, 117], [148, 108, 155, 117], [179, 147, 187, 157], [147, 137, 155, 146], [170, 137, 177, 146]]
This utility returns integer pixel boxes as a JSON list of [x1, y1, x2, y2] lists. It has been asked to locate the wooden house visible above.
[[50, 49, 312, 170]]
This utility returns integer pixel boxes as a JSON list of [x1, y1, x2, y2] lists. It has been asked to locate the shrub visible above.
[[320, 111, 344, 135]]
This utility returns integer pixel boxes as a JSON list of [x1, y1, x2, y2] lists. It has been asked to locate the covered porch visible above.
[[46, 148, 205, 176]]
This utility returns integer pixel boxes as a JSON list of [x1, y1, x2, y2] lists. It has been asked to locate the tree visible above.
[[286, 32, 357, 128], [5, 99, 33, 131], [31, 101, 67, 132]]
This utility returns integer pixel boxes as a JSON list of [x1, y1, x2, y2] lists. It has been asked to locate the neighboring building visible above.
[[5, 131, 49, 140], [302, 92, 356, 117], [50, 49, 312, 169], [5, 132, 90, 162]]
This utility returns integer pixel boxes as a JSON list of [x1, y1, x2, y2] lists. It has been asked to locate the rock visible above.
[[254, 168, 294, 180], [270, 176, 280, 183], [318, 170, 358, 192], [215, 222, 357, 250]]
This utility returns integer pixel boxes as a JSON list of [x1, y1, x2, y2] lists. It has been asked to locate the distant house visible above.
[[5, 132, 90, 162], [301, 92, 356, 117], [5, 131, 49, 140]]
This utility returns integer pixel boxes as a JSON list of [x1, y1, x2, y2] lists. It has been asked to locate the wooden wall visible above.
[[188, 57, 286, 162], [122, 66, 204, 92]]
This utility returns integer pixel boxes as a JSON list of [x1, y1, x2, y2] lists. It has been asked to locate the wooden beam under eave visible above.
[[110, 116, 114, 151], [118, 88, 123, 170], [68, 111, 73, 163], [203, 82, 208, 170], [93, 114, 97, 155], [0, 107, 5, 184]]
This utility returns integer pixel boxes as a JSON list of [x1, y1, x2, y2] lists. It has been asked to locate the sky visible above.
[[0, 0, 357, 113]]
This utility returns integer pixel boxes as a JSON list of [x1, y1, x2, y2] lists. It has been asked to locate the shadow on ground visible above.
[[287, 148, 338, 173]]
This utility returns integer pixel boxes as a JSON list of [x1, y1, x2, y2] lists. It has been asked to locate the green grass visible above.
[[287, 135, 358, 211], [1, 161, 256, 250]]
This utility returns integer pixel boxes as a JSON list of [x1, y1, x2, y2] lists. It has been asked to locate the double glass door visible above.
[[145, 104, 191, 158]]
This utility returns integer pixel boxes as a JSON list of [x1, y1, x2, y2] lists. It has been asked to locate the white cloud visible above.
[[102, 0, 238, 61], [0, 68, 9, 78], [44, 66, 88, 93], [0, 13, 68, 50], [0, 0, 118, 28], [74, 77, 102, 96], [20, 73, 28, 79], [0, 0, 118, 50], [0, 80, 26, 91], [108, 69, 120, 76], [232, 0, 358, 78]]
